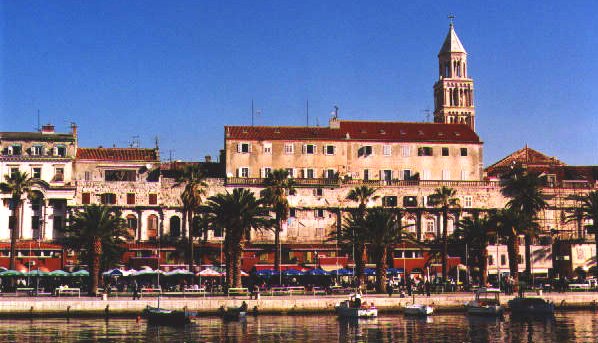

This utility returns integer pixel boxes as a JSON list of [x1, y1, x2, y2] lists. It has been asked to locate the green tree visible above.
[[428, 186, 460, 280], [569, 191, 598, 275], [331, 211, 369, 288], [0, 171, 36, 271], [364, 208, 414, 293], [260, 169, 296, 275], [453, 215, 492, 286], [344, 186, 379, 286], [202, 188, 272, 288], [174, 165, 207, 273], [62, 205, 130, 295], [500, 166, 547, 281]]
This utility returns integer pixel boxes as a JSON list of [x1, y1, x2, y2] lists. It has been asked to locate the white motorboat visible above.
[[404, 303, 434, 316], [335, 293, 378, 318], [465, 288, 504, 316]]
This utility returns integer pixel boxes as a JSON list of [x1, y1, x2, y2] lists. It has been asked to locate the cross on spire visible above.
[[448, 14, 455, 26]]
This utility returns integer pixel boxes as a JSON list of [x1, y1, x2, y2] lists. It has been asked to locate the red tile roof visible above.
[[225, 120, 481, 143], [485, 146, 565, 177], [77, 148, 159, 162]]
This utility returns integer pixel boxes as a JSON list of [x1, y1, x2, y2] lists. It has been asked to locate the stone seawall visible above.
[[0, 293, 597, 318]]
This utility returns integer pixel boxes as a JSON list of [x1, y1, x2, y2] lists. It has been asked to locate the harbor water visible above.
[[0, 312, 596, 342]]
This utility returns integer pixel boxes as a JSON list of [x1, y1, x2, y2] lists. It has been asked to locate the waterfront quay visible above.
[[1, 292, 598, 318]]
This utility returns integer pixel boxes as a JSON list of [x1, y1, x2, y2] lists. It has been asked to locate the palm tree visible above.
[[428, 186, 460, 280], [364, 208, 414, 293], [500, 166, 547, 281], [344, 186, 379, 286], [62, 205, 130, 295], [571, 191, 598, 274], [202, 188, 272, 288], [260, 169, 296, 275], [494, 207, 536, 290], [0, 171, 35, 271], [453, 215, 492, 286], [331, 211, 369, 288], [174, 165, 207, 273]]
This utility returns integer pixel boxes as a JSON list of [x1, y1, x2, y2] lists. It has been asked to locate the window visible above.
[[101, 193, 116, 205], [149, 194, 158, 205], [53, 216, 63, 232], [382, 169, 392, 182], [53, 167, 64, 182], [383, 145, 392, 156], [289, 208, 296, 218], [31, 215, 40, 231], [461, 170, 468, 181], [303, 144, 316, 154], [488, 255, 494, 266], [147, 214, 158, 239], [359, 145, 373, 157], [460, 148, 468, 156], [32, 168, 41, 179], [237, 143, 251, 153], [31, 199, 41, 211], [382, 196, 397, 207], [501, 255, 507, 266], [82, 192, 91, 205], [315, 228, 324, 238], [105, 170, 136, 181], [403, 196, 418, 207], [127, 215, 138, 240], [426, 219, 435, 233], [127, 193, 136, 205], [417, 147, 433, 156], [9, 167, 19, 178], [401, 146, 411, 157], [325, 169, 335, 179], [422, 170, 431, 180], [284, 143, 294, 154], [442, 147, 449, 156], [238, 167, 249, 178], [32, 145, 44, 156], [84, 171, 92, 181], [325, 145, 336, 155], [315, 209, 324, 218], [285, 168, 294, 178], [263, 142, 272, 154], [442, 170, 451, 180], [262, 168, 272, 178], [56, 145, 66, 157], [304, 168, 314, 179], [314, 188, 323, 197], [463, 196, 472, 208], [403, 170, 412, 180], [363, 169, 370, 181], [11, 145, 22, 155]]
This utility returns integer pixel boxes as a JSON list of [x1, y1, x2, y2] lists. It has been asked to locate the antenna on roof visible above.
[[422, 108, 431, 122], [36, 109, 41, 132], [129, 135, 140, 148], [154, 136, 160, 150], [331, 105, 339, 119], [251, 99, 262, 126], [448, 14, 455, 27], [168, 149, 175, 163]]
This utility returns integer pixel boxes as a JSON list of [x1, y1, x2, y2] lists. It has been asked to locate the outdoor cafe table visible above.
[[56, 287, 81, 297]]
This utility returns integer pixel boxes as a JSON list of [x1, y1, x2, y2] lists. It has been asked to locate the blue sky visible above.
[[1, 1, 597, 165]]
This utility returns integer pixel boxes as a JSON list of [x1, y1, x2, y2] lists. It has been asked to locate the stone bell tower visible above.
[[433, 22, 476, 131]]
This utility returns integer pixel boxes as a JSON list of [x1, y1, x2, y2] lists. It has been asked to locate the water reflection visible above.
[[0, 312, 595, 342]]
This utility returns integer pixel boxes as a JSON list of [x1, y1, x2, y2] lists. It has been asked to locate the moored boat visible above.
[[219, 305, 248, 321], [404, 303, 434, 316], [465, 288, 504, 316], [508, 297, 554, 316], [335, 293, 378, 318], [142, 306, 192, 326]]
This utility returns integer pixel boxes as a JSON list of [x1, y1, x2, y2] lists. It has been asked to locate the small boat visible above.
[[142, 306, 192, 326], [508, 296, 555, 316], [219, 306, 247, 321], [404, 303, 434, 316], [335, 293, 378, 318], [465, 288, 504, 316]]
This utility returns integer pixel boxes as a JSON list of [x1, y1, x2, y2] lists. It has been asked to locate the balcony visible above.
[[226, 177, 501, 188]]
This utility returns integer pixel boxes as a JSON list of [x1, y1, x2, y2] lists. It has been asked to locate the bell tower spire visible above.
[[433, 19, 476, 131]]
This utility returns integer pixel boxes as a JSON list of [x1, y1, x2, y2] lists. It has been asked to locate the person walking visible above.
[[425, 280, 431, 297], [132, 280, 140, 300], [387, 282, 394, 297]]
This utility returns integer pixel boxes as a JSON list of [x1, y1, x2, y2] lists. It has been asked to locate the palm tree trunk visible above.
[[442, 209, 449, 281], [187, 211, 194, 273], [9, 200, 21, 271], [480, 242, 489, 286], [355, 243, 366, 288], [524, 235, 532, 282], [375, 248, 387, 293], [507, 234, 520, 290], [274, 215, 281, 275], [90, 238, 102, 296], [233, 241, 243, 288]]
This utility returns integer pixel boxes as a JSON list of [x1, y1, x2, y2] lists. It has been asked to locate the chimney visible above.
[[205, 155, 212, 163], [41, 124, 55, 134], [70, 122, 78, 138]]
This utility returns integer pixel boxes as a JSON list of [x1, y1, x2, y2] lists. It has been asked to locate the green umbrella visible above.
[[0, 270, 24, 277], [48, 270, 70, 277], [71, 270, 89, 277], [27, 270, 48, 277]]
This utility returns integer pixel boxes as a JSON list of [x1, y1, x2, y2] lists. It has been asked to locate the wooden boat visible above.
[[219, 306, 247, 321], [142, 306, 192, 326], [404, 303, 434, 316], [465, 288, 504, 316], [508, 297, 555, 316], [335, 293, 378, 318]]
